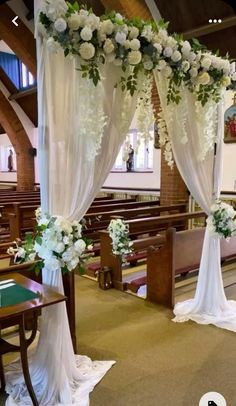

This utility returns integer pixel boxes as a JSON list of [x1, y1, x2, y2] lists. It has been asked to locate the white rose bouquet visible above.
[[7, 208, 92, 274], [207, 200, 236, 239], [108, 219, 133, 260]]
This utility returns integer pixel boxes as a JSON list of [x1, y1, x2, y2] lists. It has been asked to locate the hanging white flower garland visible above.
[[108, 219, 133, 260], [38, 0, 236, 165]]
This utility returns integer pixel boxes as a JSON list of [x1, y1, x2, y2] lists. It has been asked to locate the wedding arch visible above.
[[5, 0, 236, 405]]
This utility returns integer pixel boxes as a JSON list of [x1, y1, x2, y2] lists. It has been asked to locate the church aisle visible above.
[[76, 275, 236, 406]]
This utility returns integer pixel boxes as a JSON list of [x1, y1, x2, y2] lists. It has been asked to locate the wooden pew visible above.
[[87, 199, 160, 214], [147, 227, 236, 308], [8, 204, 38, 240], [99, 211, 206, 290]]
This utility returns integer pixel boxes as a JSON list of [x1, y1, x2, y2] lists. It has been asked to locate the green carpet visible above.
[[1, 276, 236, 405]]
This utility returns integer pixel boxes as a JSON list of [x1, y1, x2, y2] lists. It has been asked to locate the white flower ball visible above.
[[74, 239, 86, 254], [54, 17, 67, 32], [166, 37, 177, 50], [153, 43, 162, 53], [47, 37, 60, 54], [129, 26, 139, 39], [130, 38, 140, 51], [103, 38, 115, 54], [80, 26, 93, 41], [68, 13, 81, 31], [143, 59, 153, 70], [181, 40, 191, 53], [128, 50, 142, 65], [171, 50, 182, 62], [189, 67, 198, 78], [163, 47, 173, 58], [201, 56, 212, 70], [115, 31, 127, 45], [164, 66, 172, 78], [79, 42, 95, 60], [182, 60, 190, 72]]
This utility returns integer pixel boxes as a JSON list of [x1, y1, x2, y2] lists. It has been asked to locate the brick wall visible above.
[[101, 0, 189, 205]]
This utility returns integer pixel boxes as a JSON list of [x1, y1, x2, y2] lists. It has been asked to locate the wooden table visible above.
[[0, 273, 66, 406]]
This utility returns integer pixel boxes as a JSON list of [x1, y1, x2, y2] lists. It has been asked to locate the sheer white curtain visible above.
[[154, 70, 236, 332], [5, 15, 138, 406]]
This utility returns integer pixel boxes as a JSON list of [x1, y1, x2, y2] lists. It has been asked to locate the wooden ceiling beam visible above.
[[183, 15, 236, 39], [0, 4, 36, 75]]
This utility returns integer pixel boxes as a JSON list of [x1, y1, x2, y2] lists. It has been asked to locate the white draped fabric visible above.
[[5, 8, 138, 406], [154, 70, 236, 332]]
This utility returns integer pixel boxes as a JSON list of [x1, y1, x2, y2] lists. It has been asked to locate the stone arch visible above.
[[0, 89, 35, 191]]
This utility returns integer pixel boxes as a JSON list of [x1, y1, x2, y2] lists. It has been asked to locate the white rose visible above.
[[189, 67, 198, 78], [158, 60, 167, 70], [103, 38, 115, 54], [54, 17, 67, 33], [143, 59, 153, 70], [55, 242, 65, 254], [187, 51, 196, 62], [181, 40, 191, 53], [153, 43, 162, 53], [100, 20, 114, 35], [130, 38, 140, 51], [124, 40, 131, 49], [47, 37, 60, 54], [115, 31, 126, 45], [68, 13, 81, 31], [80, 26, 93, 41], [197, 71, 210, 85], [74, 239, 86, 254], [171, 50, 182, 62], [163, 47, 173, 58], [86, 14, 100, 31], [127, 50, 142, 65], [129, 26, 139, 39], [106, 52, 116, 63], [201, 56, 212, 70], [182, 60, 190, 72], [222, 76, 231, 87], [79, 42, 95, 60]]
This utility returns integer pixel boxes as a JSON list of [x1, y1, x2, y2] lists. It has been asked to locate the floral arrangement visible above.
[[108, 219, 133, 259], [207, 201, 236, 239], [7, 208, 92, 274], [38, 0, 236, 106]]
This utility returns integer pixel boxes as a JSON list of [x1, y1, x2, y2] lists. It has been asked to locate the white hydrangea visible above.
[[130, 38, 140, 51], [79, 42, 95, 60], [80, 26, 93, 41], [44, 0, 67, 21], [86, 13, 100, 31], [128, 50, 142, 65], [54, 17, 67, 32]]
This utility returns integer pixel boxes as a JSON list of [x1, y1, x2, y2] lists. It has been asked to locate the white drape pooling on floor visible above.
[[5, 18, 138, 406], [154, 70, 236, 332]]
